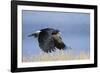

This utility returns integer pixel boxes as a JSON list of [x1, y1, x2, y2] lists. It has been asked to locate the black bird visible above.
[[28, 28, 67, 53]]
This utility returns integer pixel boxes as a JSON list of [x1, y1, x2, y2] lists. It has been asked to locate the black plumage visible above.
[[29, 28, 67, 53]]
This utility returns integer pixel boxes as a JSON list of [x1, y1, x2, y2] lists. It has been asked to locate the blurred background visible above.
[[22, 10, 90, 60]]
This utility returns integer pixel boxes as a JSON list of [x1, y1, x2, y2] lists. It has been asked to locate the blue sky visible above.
[[22, 10, 90, 57]]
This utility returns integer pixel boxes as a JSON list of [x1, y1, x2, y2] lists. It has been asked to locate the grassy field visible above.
[[23, 50, 90, 62]]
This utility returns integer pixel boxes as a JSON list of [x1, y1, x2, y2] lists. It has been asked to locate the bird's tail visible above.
[[28, 33, 39, 38], [28, 31, 41, 38]]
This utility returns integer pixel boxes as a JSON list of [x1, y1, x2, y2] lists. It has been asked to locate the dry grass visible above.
[[23, 50, 90, 62]]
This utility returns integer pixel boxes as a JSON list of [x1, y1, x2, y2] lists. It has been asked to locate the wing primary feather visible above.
[[38, 30, 56, 53]]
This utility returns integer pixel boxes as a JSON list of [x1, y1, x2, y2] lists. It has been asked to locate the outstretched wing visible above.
[[38, 31, 56, 53], [52, 33, 66, 50]]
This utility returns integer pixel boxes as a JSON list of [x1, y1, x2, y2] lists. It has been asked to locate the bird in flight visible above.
[[28, 28, 68, 53]]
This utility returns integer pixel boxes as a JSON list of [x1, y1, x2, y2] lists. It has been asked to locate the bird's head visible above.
[[52, 29, 61, 37], [52, 29, 59, 34]]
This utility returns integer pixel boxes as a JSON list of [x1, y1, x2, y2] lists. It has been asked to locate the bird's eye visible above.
[[52, 32, 57, 35], [52, 30, 59, 35]]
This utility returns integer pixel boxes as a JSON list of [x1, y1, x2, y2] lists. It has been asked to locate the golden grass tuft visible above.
[[23, 50, 90, 62]]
